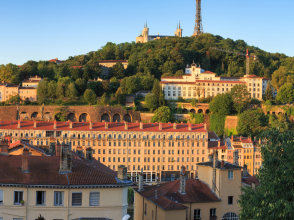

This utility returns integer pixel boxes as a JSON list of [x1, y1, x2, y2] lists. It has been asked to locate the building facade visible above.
[[161, 61, 270, 101], [0, 141, 130, 220], [136, 22, 182, 43], [98, 60, 128, 78]]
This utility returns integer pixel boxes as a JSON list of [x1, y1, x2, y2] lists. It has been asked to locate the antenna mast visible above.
[[193, 0, 203, 37]]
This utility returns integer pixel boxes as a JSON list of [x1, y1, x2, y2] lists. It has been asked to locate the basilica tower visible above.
[[175, 21, 183, 37]]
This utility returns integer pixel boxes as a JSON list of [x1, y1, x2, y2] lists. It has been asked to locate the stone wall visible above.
[[224, 116, 238, 130], [0, 106, 141, 123]]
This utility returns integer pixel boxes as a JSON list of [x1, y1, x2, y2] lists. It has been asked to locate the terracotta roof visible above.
[[0, 154, 120, 186], [184, 74, 191, 76], [208, 140, 227, 150], [134, 179, 220, 210], [161, 76, 183, 79], [233, 145, 243, 149], [197, 161, 242, 170], [241, 172, 259, 186], [71, 66, 83, 69], [221, 77, 242, 79], [8, 140, 47, 156], [202, 71, 216, 74], [196, 80, 245, 84], [208, 131, 219, 140], [160, 81, 196, 85], [0, 121, 207, 133]]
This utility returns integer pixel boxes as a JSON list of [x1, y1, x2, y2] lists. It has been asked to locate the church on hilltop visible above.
[[136, 22, 183, 43]]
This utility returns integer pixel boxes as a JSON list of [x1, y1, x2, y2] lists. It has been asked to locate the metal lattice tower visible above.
[[193, 0, 203, 37]]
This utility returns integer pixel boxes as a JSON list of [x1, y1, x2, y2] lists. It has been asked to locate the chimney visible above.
[[139, 168, 144, 191], [21, 148, 30, 173], [0, 141, 9, 156], [243, 164, 248, 177], [254, 136, 256, 141], [159, 122, 162, 130], [208, 154, 213, 162], [155, 190, 158, 199], [212, 150, 218, 192], [180, 166, 186, 194], [221, 160, 225, 168], [34, 120, 37, 128], [259, 138, 261, 144], [125, 122, 128, 130], [118, 165, 127, 181], [60, 143, 72, 173], [105, 122, 108, 129], [55, 143, 61, 157], [204, 123, 207, 130], [85, 147, 93, 161], [173, 122, 177, 130], [140, 122, 143, 129], [233, 150, 239, 165], [218, 140, 220, 147], [18, 120, 20, 128], [53, 120, 57, 129], [188, 123, 192, 131], [231, 135, 234, 142], [89, 121, 93, 129]]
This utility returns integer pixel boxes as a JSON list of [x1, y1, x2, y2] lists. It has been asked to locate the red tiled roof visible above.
[[160, 81, 196, 85], [71, 66, 83, 69], [208, 140, 227, 150], [0, 154, 119, 186], [202, 71, 216, 74], [241, 172, 259, 186], [134, 179, 220, 210], [0, 121, 207, 133], [196, 80, 245, 84], [8, 140, 47, 156], [184, 74, 191, 76]]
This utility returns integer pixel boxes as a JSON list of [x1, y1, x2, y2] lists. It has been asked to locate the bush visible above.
[[189, 113, 204, 124], [209, 114, 227, 136], [250, 98, 261, 105], [264, 100, 272, 106]]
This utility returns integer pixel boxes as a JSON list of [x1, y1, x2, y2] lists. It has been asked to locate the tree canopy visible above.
[[209, 93, 233, 115], [276, 83, 294, 104]]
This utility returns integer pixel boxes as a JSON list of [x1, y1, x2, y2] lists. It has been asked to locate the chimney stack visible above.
[[218, 140, 220, 147], [159, 122, 162, 130], [140, 122, 143, 129], [69, 121, 73, 129], [139, 168, 144, 191], [155, 190, 158, 199], [188, 123, 192, 131], [0, 140, 9, 156], [259, 138, 261, 144], [34, 120, 37, 128], [204, 123, 207, 130], [55, 143, 61, 157], [89, 121, 93, 129], [105, 121, 108, 129], [125, 121, 128, 130], [231, 135, 234, 142], [233, 150, 239, 165], [254, 136, 256, 141], [118, 165, 127, 181], [243, 164, 248, 177], [212, 150, 218, 192], [60, 143, 72, 173], [18, 120, 20, 128], [180, 166, 186, 194], [21, 148, 30, 173], [221, 160, 225, 168], [208, 154, 213, 162], [173, 122, 177, 130], [53, 120, 57, 129], [85, 147, 93, 161]]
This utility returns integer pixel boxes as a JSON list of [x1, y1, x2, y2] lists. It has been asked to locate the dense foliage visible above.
[[189, 113, 204, 124], [238, 129, 294, 220], [276, 83, 294, 104], [151, 106, 173, 123], [209, 93, 233, 115], [209, 114, 226, 136]]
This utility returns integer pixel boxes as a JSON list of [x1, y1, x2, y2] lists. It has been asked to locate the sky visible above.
[[0, 0, 293, 65]]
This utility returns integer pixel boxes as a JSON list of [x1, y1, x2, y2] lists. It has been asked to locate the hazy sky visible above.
[[0, 0, 293, 65]]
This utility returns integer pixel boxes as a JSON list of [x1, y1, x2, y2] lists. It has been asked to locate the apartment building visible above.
[[161, 61, 270, 101], [0, 141, 130, 220], [0, 120, 209, 182], [133, 151, 242, 220]]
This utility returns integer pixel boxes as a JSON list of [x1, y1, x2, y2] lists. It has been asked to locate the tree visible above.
[[269, 114, 291, 132], [109, 62, 125, 79], [175, 70, 184, 77], [47, 80, 57, 100], [109, 77, 120, 93], [37, 79, 48, 104], [6, 94, 22, 105], [83, 89, 97, 105], [75, 78, 87, 96], [152, 79, 161, 100], [151, 106, 173, 123], [230, 84, 251, 114], [271, 66, 288, 90], [238, 129, 294, 220], [125, 76, 140, 94], [98, 93, 108, 106], [264, 82, 274, 101], [209, 93, 233, 115], [66, 82, 77, 101], [276, 83, 294, 104], [144, 93, 158, 112], [70, 68, 83, 81], [0, 63, 20, 84], [237, 109, 268, 136], [115, 87, 126, 104]]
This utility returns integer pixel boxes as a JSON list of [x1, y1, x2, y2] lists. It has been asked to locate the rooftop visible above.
[[197, 161, 242, 170], [0, 121, 207, 133], [134, 179, 220, 210]]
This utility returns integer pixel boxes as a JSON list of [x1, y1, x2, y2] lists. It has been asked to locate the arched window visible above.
[[222, 212, 239, 220]]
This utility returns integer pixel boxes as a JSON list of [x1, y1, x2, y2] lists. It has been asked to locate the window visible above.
[[54, 191, 64, 206], [0, 190, 3, 204], [210, 208, 216, 217], [194, 209, 201, 219], [228, 171, 233, 179], [72, 192, 82, 206], [14, 191, 24, 205], [89, 192, 100, 206], [36, 191, 46, 205], [228, 196, 233, 205]]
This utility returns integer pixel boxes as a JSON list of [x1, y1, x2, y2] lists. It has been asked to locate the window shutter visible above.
[[89, 192, 100, 206], [72, 192, 82, 206], [0, 190, 3, 203]]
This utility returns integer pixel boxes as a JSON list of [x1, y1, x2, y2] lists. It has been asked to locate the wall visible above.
[[225, 116, 238, 130], [0, 186, 128, 220]]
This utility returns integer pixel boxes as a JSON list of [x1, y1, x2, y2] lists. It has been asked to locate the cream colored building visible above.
[[0, 120, 209, 182], [0, 141, 130, 220], [161, 62, 270, 101], [99, 60, 128, 78], [133, 152, 242, 220], [136, 22, 182, 43]]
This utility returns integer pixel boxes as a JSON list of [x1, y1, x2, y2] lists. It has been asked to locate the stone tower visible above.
[[175, 21, 183, 37], [142, 21, 149, 43]]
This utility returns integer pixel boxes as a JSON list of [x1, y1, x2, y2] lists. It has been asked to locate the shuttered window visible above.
[[89, 192, 100, 206], [0, 190, 3, 204], [72, 192, 82, 206]]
